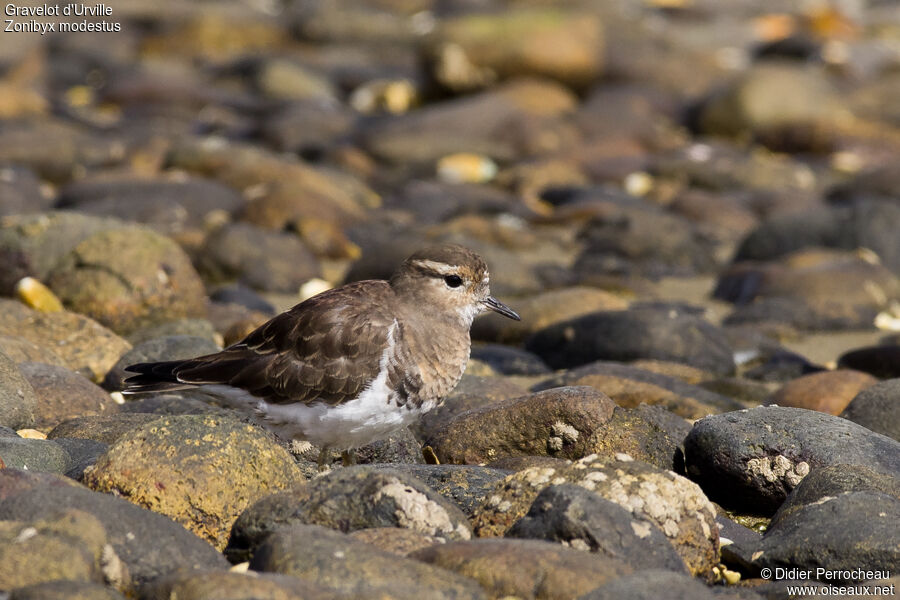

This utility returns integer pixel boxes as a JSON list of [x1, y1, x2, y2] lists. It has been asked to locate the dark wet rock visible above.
[[82, 414, 302, 550], [472, 286, 628, 345], [139, 569, 338, 600], [0, 435, 70, 473], [0, 350, 37, 429], [472, 455, 719, 579], [250, 523, 486, 599], [103, 335, 221, 391], [0, 164, 51, 217], [385, 179, 521, 227], [697, 62, 841, 152], [18, 362, 117, 432], [587, 404, 691, 471], [470, 344, 551, 376], [838, 345, 900, 379], [53, 437, 108, 481], [46, 226, 208, 335], [769, 464, 900, 530], [47, 414, 162, 445], [0, 509, 108, 590], [225, 485, 308, 564], [197, 222, 321, 293], [413, 375, 527, 442], [769, 369, 878, 416], [387, 464, 512, 518], [10, 580, 127, 600], [527, 306, 735, 375], [841, 378, 900, 442], [740, 347, 825, 383], [573, 203, 719, 278], [426, 9, 603, 91], [684, 406, 900, 514], [360, 79, 577, 165], [0, 300, 132, 382], [261, 99, 355, 156], [425, 387, 616, 465], [0, 472, 228, 592], [57, 175, 245, 235], [576, 569, 726, 600], [507, 484, 687, 573], [534, 362, 744, 420], [412, 538, 630, 600], [741, 492, 900, 580], [0, 212, 125, 296], [348, 527, 439, 557]]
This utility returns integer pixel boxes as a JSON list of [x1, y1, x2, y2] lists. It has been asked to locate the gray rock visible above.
[[47, 414, 162, 445], [250, 524, 486, 599], [103, 335, 221, 391], [411, 538, 631, 600], [18, 362, 117, 431], [139, 569, 339, 600], [526, 307, 735, 375], [576, 570, 727, 600], [838, 346, 900, 380], [841, 378, 900, 441], [52, 437, 108, 481], [0, 164, 51, 217], [198, 222, 320, 293], [0, 350, 37, 430], [507, 484, 688, 573], [386, 464, 512, 518], [125, 318, 220, 346], [470, 344, 551, 376], [10, 580, 127, 600], [0, 436, 70, 473], [769, 464, 900, 529], [743, 492, 900, 580], [684, 406, 900, 514], [0, 472, 228, 592]]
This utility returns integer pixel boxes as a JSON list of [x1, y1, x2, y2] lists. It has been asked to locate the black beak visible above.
[[483, 296, 521, 321]]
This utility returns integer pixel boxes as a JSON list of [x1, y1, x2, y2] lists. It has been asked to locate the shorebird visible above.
[[123, 244, 520, 468]]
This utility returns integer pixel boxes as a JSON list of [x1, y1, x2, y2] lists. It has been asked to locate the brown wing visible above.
[[124, 281, 421, 406]]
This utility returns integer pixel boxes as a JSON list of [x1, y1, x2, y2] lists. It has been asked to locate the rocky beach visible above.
[[0, 0, 899, 598]]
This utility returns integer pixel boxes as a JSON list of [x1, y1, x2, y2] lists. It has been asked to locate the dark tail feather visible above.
[[122, 360, 199, 394]]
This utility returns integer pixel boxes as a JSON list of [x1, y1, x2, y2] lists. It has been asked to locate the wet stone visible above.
[[250, 523, 487, 600], [840, 378, 900, 442], [526, 306, 736, 375], [683, 406, 900, 514], [18, 362, 117, 432], [82, 414, 303, 550], [506, 484, 688, 573]]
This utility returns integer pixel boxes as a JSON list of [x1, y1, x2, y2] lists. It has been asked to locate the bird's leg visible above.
[[341, 449, 357, 466]]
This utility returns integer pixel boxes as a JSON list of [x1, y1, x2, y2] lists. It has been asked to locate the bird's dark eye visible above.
[[444, 275, 463, 288]]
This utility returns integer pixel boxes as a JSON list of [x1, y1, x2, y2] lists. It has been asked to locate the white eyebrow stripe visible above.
[[411, 259, 458, 275]]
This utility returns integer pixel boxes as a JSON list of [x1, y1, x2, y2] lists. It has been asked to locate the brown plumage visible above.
[[123, 244, 519, 461]]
